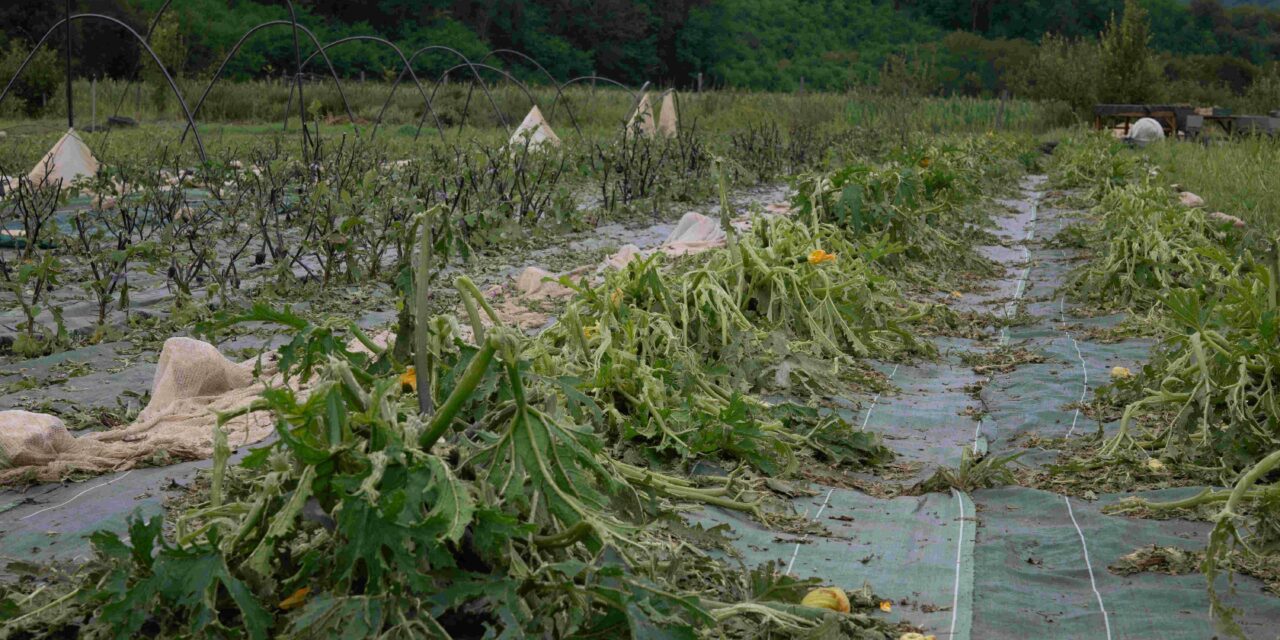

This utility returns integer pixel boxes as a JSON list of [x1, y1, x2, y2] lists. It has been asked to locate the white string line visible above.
[[971, 418, 984, 455], [19, 469, 134, 521], [948, 488, 967, 638], [998, 199, 1039, 346], [1064, 496, 1114, 639], [787, 363, 901, 575], [1040, 202, 1111, 637], [858, 363, 900, 431], [1058, 297, 1090, 438], [784, 488, 834, 575]]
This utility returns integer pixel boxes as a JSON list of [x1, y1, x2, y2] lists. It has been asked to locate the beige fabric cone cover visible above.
[[626, 93, 657, 138], [509, 105, 561, 150], [0, 337, 291, 484], [658, 92, 678, 138], [28, 128, 100, 188]]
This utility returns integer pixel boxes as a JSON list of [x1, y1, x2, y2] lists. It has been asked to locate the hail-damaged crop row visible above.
[[790, 135, 1032, 288], [0, 132, 1031, 637], [1049, 134, 1279, 637], [0, 206, 929, 637]]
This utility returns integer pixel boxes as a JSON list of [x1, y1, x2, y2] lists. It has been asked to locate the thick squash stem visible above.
[[419, 336, 498, 451]]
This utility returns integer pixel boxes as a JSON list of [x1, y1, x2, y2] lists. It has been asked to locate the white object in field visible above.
[[0, 411, 77, 468], [657, 92, 678, 137], [0, 130, 7, 138], [1127, 118, 1165, 144], [626, 93, 657, 138], [27, 128, 100, 188], [514, 266, 574, 299], [509, 105, 561, 150], [1178, 191, 1205, 208], [0, 337, 283, 484], [661, 211, 726, 256], [1207, 211, 1246, 228]]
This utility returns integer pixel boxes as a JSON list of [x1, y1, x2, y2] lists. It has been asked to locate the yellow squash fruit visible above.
[[800, 586, 851, 613], [1110, 366, 1133, 379], [899, 633, 936, 640]]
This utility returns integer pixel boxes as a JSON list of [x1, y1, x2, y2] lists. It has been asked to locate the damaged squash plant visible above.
[[1063, 180, 1246, 310], [530, 214, 908, 471], [789, 138, 1018, 288], [0, 232, 905, 639], [1098, 250, 1280, 636], [1065, 155, 1280, 638]]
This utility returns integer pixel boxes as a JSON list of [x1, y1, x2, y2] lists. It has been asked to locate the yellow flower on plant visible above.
[[879, 600, 893, 613], [583, 323, 599, 339], [609, 287, 623, 307], [400, 367, 418, 392], [808, 249, 837, 265]]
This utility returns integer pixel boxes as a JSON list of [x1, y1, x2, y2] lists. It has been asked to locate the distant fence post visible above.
[[799, 76, 805, 95], [91, 76, 96, 130], [996, 89, 1008, 130], [696, 72, 703, 93]]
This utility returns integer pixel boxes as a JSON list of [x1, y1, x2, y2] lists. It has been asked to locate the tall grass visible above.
[[1140, 137, 1280, 235], [3, 78, 1076, 137]]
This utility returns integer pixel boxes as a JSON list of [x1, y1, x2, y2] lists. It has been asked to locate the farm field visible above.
[[2, 84, 1280, 639]]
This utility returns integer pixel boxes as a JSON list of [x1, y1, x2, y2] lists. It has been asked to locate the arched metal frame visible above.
[[151, 0, 314, 160], [0, 13, 208, 162], [421, 62, 543, 140], [99, 0, 177, 158], [0, 7, 657, 166], [180, 20, 358, 145], [477, 49, 582, 137], [296, 36, 450, 142], [104, 0, 314, 160], [384, 45, 511, 141], [551, 76, 645, 133]]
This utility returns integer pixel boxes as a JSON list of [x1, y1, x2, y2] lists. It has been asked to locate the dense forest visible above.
[[2, 0, 1279, 112]]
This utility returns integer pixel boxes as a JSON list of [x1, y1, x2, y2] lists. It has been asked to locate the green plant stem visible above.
[[533, 521, 593, 548], [414, 211, 435, 416], [1220, 448, 1280, 521], [7, 587, 81, 626], [455, 275, 502, 325], [419, 337, 498, 451]]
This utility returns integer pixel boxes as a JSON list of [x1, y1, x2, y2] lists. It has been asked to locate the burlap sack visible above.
[[1207, 211, 1246, 228], [1179, 191, 1205, 208], [514, 266, 576, 300], [0, 337, 286, 484]]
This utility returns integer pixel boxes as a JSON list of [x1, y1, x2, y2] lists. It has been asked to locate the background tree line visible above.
[[1, 0, 1279, 118]]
